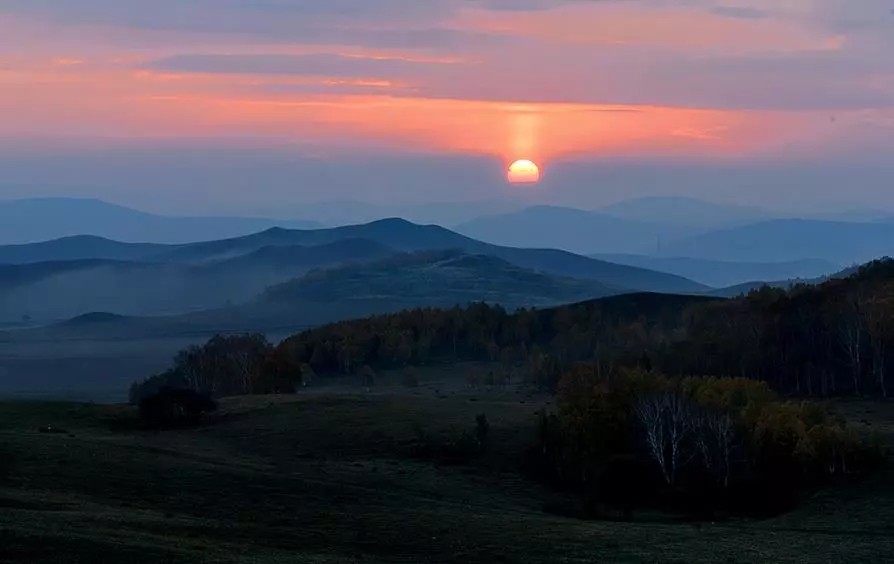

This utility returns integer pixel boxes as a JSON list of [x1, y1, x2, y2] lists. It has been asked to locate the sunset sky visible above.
[[1, 1, 893, 215]]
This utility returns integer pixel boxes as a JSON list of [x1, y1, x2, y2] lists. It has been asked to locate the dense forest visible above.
[[278, 259, 894, 397], [132, 259, 894, 401]]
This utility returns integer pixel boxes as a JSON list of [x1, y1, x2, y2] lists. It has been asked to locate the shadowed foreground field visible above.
[[2, 387, 894, 563]]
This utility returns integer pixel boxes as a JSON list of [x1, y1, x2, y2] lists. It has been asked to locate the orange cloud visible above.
[[0, 58, 879, 164]]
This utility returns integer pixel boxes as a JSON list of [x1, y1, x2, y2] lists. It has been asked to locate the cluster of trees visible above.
[[278, 259, 894, 397], [532, 365, 883, 518], [129, 334, 301, 403]]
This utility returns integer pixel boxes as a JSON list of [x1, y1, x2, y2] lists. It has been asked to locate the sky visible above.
[[1, 0, 893, 216]]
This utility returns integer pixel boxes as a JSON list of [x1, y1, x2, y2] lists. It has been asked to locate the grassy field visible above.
[[2, 376, 894, 563]]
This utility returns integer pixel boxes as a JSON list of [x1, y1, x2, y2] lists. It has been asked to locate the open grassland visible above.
[[2, 383, 894, 563]]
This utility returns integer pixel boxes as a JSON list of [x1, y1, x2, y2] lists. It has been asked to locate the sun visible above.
[[507, 159, 541, 184]]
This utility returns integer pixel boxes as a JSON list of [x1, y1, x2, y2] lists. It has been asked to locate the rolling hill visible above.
[[0, 197, 320, 245]]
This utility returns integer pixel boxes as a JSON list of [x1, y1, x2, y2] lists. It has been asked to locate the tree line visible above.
[[131, 259, 894, 401]]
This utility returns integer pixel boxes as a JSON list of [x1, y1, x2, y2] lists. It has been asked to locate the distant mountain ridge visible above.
[[455, 205, 696, 255], [596, 196, 772, 230], [0, 197, 320, 245], [662, 219, 894, 264]]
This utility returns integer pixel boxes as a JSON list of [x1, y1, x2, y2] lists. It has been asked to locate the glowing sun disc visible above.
[[507, 159, 541, 184]]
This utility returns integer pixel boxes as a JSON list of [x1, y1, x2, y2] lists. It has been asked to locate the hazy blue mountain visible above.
[[590, 254, 840, 288], [0, 239, 396, 323], [801, 208, 894, 223], [597, 196, 771, 230], [454, 205, 696, 255], [262, 250, 620, 308], [661, 219, 894, 264], [0, 197, 320, 245]]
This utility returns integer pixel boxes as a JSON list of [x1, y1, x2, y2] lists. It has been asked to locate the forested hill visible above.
[[279, 259, 894, 397], [279, 292, 719, 385]]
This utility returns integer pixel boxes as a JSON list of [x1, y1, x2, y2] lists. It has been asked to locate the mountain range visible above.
[[0, 219, 704, 327], [4, 196, 892, 267], [595, 196, 772, 230], [455, 199, 894, 264], [2, 196, 892, 333]]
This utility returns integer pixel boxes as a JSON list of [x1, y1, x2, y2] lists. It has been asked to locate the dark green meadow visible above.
[[2, 379, 894, 564]]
